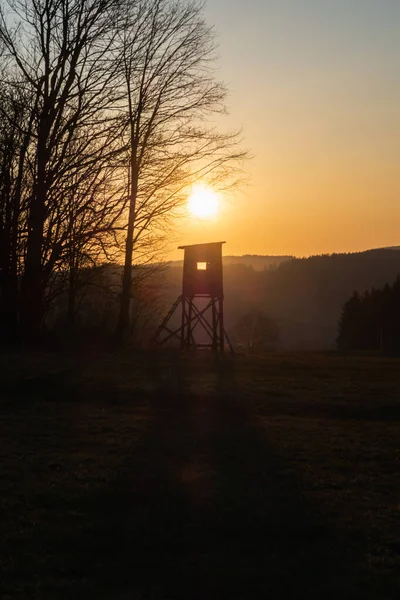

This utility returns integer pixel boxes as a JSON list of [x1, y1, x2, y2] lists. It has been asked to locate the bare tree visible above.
[[235, 311, 279, 353], [0, 0, 247, 344], [0, 83, 34, 341], [60, 164, 126, 330], [114, 0, 246, 341], [0, 0, 123, 338]]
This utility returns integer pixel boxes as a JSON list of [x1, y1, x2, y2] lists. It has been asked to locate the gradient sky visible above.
[[171, 0, 400, 259]]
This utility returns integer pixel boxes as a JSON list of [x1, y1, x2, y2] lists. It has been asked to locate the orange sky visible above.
[[169, 0, 400, 260]]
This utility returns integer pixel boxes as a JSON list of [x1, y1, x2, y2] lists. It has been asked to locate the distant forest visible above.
[[168, 255, 293, 271], [4, 246, 400, 350], [160, 248, 400, 351], [37, 247, 400, 350], [338, 278, 400, 352]]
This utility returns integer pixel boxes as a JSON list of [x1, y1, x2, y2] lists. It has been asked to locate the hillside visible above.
[[161, 249, 400, 350], [44, 248, 400, 350], [167, 254, 293, 271]]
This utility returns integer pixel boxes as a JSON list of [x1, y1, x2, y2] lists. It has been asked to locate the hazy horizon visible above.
[[165, 244, 400, 265]]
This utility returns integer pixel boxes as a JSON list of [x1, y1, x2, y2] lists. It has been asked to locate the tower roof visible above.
[[178, 241, 225, 250]]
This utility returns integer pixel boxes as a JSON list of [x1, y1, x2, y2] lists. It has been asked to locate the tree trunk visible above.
[[20, 235, 46, 341], [1, 277, 19, 343], [0, 238, 18, 343], [114, 185, 137, 341], [115, 139, 138, 343], [67, 266, 76, 333], [20, 126, 48, 341], [0, 157, 19, 342]]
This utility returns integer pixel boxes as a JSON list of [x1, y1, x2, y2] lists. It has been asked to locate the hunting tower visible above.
[[155, 241, 232, 352]]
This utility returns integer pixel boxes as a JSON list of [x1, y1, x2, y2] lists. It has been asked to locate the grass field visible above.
[[1, 351, 399, 599]]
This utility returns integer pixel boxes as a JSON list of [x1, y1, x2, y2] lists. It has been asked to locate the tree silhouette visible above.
[[337, 278, 400, 352], [235, 310, 279, 352], [114, 0, 246, 341], [0, 0, 246, 344], [0, 0, 124, 339]]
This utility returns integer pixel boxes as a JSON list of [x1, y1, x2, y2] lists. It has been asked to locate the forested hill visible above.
[[223, 255, 294, 269], [167, 255, 293, 270], [43, 248, 400, 350], [256, 249, 400, 349], [164, 248, 400, 350]]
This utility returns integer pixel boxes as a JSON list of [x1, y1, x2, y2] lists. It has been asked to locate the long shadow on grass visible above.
[[6, 355, 386, 599]]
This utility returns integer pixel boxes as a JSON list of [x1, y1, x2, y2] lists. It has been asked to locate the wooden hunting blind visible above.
[[181, 242, 224, 298], [155, 241, 233, 352]]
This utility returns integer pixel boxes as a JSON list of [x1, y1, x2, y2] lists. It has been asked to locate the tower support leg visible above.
[[218, 297, 224, 353], [180, 296, 186, 350], [155, 294, 232, 354]]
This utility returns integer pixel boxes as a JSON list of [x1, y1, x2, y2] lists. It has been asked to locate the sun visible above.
[[188, 184, 219, 219]]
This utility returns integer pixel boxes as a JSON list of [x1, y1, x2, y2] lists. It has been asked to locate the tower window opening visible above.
[[197, 262, 207, 270]]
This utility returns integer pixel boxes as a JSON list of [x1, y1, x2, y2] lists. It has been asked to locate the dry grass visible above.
[[0, 351, 399, 598]]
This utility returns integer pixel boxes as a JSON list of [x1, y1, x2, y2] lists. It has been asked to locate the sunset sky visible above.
[[172, 0, 400, 259]]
